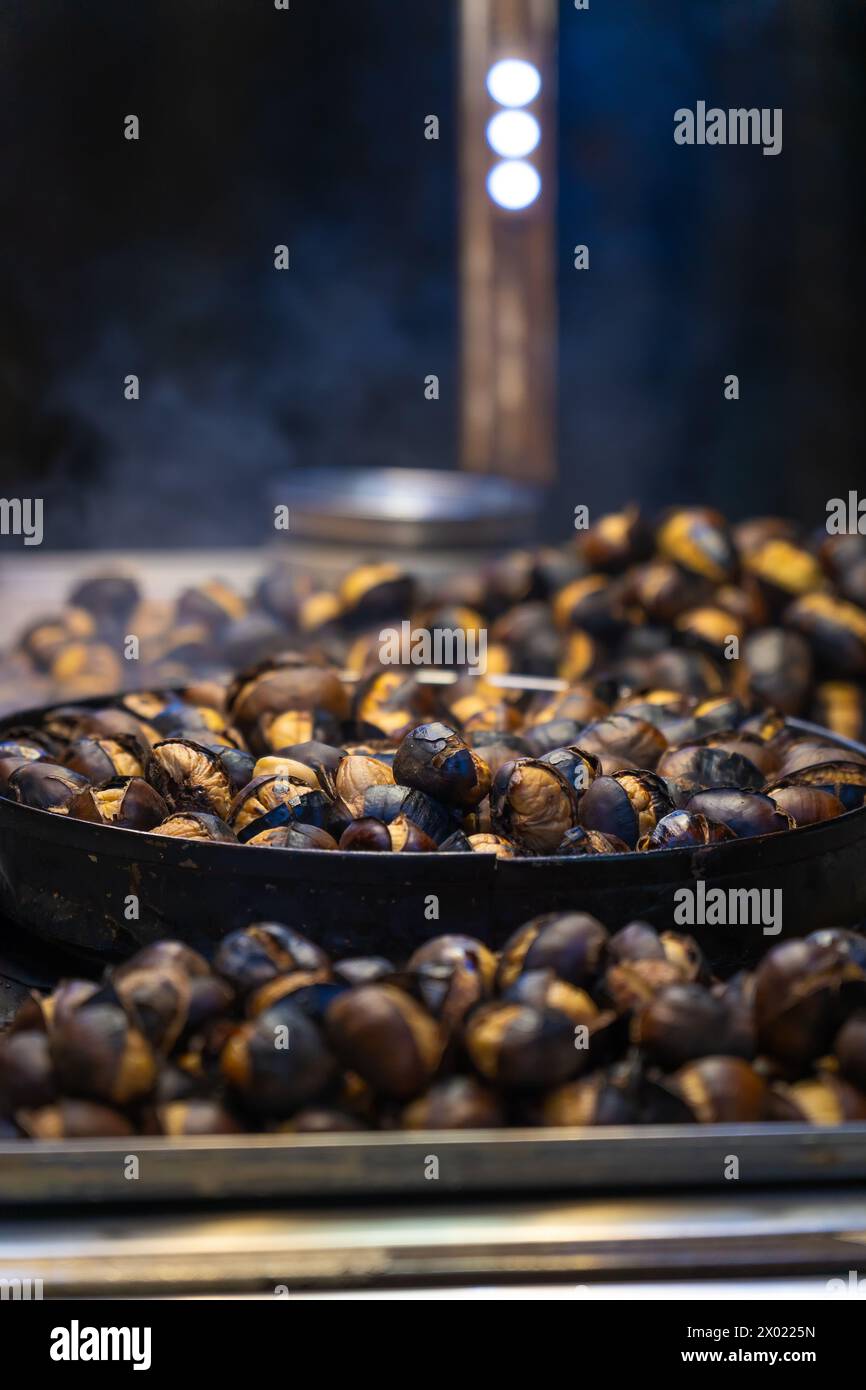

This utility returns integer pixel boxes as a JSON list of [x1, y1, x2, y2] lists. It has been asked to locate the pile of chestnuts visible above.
[[3, 508, 866, 745], [2, 916, 866, 1138], [1, 647, 864, 855]]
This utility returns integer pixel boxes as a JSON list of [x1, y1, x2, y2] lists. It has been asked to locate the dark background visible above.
[[0, 0, 862, 549]]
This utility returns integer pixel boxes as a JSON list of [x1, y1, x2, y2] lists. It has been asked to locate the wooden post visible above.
[[459, 0, 557, 485]]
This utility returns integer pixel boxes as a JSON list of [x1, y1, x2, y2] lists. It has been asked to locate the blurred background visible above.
[[0, 0, 863, 549]]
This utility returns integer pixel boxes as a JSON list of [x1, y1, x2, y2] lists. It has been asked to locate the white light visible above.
[[486, 110, 541, 159], [487, 160, 542, 211], [486, 58, 541, 109]]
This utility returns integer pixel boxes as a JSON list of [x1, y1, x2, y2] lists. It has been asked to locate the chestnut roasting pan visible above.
[[0, 702, 865, 973]]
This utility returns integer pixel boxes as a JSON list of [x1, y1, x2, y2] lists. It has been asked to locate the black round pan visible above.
[[0, 702, 864, 972]]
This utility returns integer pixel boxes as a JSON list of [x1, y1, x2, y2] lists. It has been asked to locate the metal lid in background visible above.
[[271, 467, 544, 551]]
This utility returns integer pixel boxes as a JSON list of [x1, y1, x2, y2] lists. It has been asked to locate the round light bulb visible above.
[[486, 110, 541, 159], [485, 59, 542, 109], [486, 159, 542, 211]]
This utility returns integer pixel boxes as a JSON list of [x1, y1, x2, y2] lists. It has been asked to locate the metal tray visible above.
[[1, 1124, 865, 1205]]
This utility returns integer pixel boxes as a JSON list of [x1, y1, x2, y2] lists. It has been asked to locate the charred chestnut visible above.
[[464, 1000, 581, 1089], [247, 822, 338, 849], [325, 985, 443, 1099], [8, 761, 90, 814], [656, 744, 764, 796], [671, 1056, 769, 1122], [64, 736, 144, 782], [220, 1001, 337, 1116], [0, 1031, 56, 1112], [339, 816, 437, 852], [393, 723, 490, 810], [766, 785, 845, 826], [401, 1076, 505, 1129], [152, 811, 237, 841], [539, 1072, 639, 1126], [578, 770, 674, 848], [576, 714, 667, 772], [632, 983, 731, 1070], [555, 826, 630, 855], [214, 923, 329, 998], [50, 1003, 158, 1105], [146, 738, 234, 820], [497, 912, 608, 991], [754, 937, 862, 1073], [638, 809, 735, 850], [16, 1100, 134, 1138], [490, 758, 579, 853], [69, 777, 168, 831], [685, 789, 794, 838]]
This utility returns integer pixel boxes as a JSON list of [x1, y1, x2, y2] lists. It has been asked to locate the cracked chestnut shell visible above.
[[63, 735, 144, 782], [464, 1000, 582, 1090], [685, 789, 794, 838], [656, 744, 764, 795], [576, 714, 667, 772], [656, 507, 737, 584], [578, 770, 674, 848], [539, 745, 601, 798], [671, 1057, 769, 1122], [497, 912, 609, 991], [555, 826, 630, 855], [394, 722, 490, 810], [152, 811, 237, 841], [109, 962, 191, 1055], [214, 922, 329, 998], [754, 937, 864, 1073], [69, 776, 168, 831], [146, 738, 234, 820], [246, 822, 338, 850], [769, 761, 866, 813], [638, 809, 735, 851], [766, 785, 845, 826], [228, 773, 327, 833], [325, 985, 444, 1100], [7, 761, 90, 814], [407, 935, 497, 994], [339, 816, 437, 852], [50, 1002, 158, 1105], [220, 1001, 337, 1116], [334, 754, 395, 818], [490, 757, 579, 853]]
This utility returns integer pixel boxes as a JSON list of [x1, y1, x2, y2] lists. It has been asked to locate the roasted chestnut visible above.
[[835, 1011, 866, 1091], [146, 738, 234, 820], [539, 745, 601, 798], [325, 985, 443, 1099], [16, 1099, 134, 1138], [50, 1003, 158, 1105], [555, 826, 630, 855], [213, 922, 329, 997], [771, 1074, 866, 1124], [7, 761, 90, 814], [333, 957, 396, 988], [770, 761, 866, 813], [497, 912, 608, 991], [152, 811, 237, 841], [338, 816, 437, 852], [465, 832, 515, 856], [539, 1071, 639, 1126], [490, 758, 579, 853], [685, 789, 794, 838], [631, 984, 731, 1070], [656, 507, 737, 583], [464, 1000, 582, 1089], [407, 935, 497, 994], [220, 1001, 338, 1116], [578, 770, 674, 848], [576, 714, 667, 771], [68, 777, 168, 831], [401, 1076, 504, 1129], [638, 809, 735, 850], [393, 723, 490, 810], [754, 937, 863, 1073], [671, 1056, 769, 1122], [109, 962, 191, 1055], [766, 785, 845, 826], [63, 736, 144, 782], [334, 754, 395, 817], [656, 744, 764, 795], [247, 822, 338, 849], [154, 1100, 244, 1135], [0, 1031, 56, 1112]]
